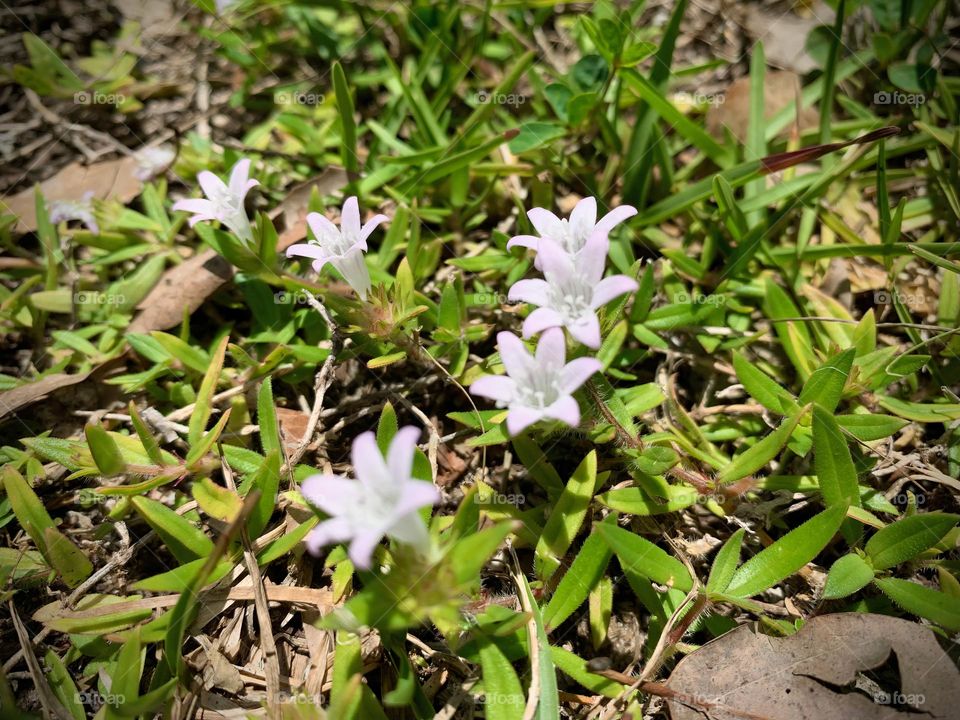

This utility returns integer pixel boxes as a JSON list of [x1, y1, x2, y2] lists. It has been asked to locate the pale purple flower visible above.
[[285, 196, 388, 301], [507, 196, 636, 268], [301, 427, 438, 569], [471, 328, 601, 436], [172, 158, 259, 244], [49, 191, 98, 234], [507, 234, 637, 348], [133, 145, 175, 181]]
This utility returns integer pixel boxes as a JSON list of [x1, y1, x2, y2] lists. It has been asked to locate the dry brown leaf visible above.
[[0, 371, 95, 421], [276, 407, 311, 457], [665, 613, 960, 720], [1, 156, 143, 233], [706, 71, 819, 143]]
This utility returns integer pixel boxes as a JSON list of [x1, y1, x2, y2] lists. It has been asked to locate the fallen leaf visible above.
[[1, 156, 143, 233], [665, 613, 960, 720], [707, 71, 819, 143], [276, 407, 311, 456]]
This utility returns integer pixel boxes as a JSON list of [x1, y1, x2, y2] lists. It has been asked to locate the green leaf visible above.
[[130, 496, 214, 564], [188, 335, 228, 445], [376, 402, 399, 453], [44, 650, 85, 720], [835, 413, 907, 441], [716, 408, 806, 486], [542, 525, 613, 631], [726, 504, 847, 598], [256, 377, 281, 460], [84, 423, 126, 475], [128, 402, 164, 466], [245, 450, 280, 540], [822, 553, 874, 600], [596, 523, 692, 592], [535, 451, 599, 579], [516, 570, 559, 719], [333, 61, 359, 179], [105, 628, 142, 718], [874, 577, 960, 631], [192, 478, 241, 522], [2, 466, 56, 554], [706, 528, 744, 595], [732, 352, 798, 414], [798, 348, 855, 412], [43, 527, 92, 588], [477, 636, 524, 720], [865, 513, 959, 570], [812, 405, 860, 509]]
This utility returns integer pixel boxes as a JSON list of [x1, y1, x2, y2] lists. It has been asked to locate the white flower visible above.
[[507, 196, 636, 267], [133, 145, 175, 181], [172, 158, 259, 244], [507, 233, 637, 348], [301, 427, 439, 569], [49, 191, 98, 234], [471, 329, 601, 436], [285, 196, 388, 301]]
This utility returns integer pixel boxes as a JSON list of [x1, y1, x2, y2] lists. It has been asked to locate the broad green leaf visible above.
[[835, 413, 907, 441], [822, 553, 874, 600], [864, 513, 959, 570], [874, 577, 960, 631], [84, 423, 126, 475], [535, 451, 599, 579], [192, 477, 241, 522], [596, 523, 692, 592], [130, 496, 214, 564], [812, 406, 860, 509], [543, 526, 613, 631], [477, 636, 524, 720], [706, 528, 744, 595], [798, 348, 855, 412], [716, 408, 805, 486], [726, 504, 848, 598]]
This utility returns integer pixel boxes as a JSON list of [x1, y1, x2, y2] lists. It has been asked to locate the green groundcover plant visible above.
[[0, 0, 958, 718]]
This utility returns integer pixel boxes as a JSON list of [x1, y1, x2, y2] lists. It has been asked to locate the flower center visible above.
[[310, 227, 354, 257], [515, 364, 563, 410], [554, 218, 585, 254], [547, 276, 592, 324]]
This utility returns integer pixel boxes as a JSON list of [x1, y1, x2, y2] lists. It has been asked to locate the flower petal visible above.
[[591, 274, 638, 308], [386, 511, 431, 554], [304, 517, 353, 556], [534, 327, 566, 368], [568, 313, 602, 348], [307, 212, 340, 244], [522, 307, 564, 338], [506, 405, 544, 436], [527, 207, 563, 237], [560, 357, 602, 393], [330, 248, 371, 300], [393, 480, 440, 518], [359, 213, 389, 243], [351, 431, 391, 489], [286, 243, 327, 261], [496, 331, 533, 380], [506, 234, 540, 250], [387, 426, 421, 480], [544, 395, 581, 427], [470, 375, 517, 403], [340, 196, 362, 239], [300, 474, 360, 516], [569, 196, 597, 240], [198, 170, 227, 201], [507, 278, 551, 306], [347, 529, 384, 570], [595, 204, 637, 236], [172, 198, 215, 216], [228, 158, 252, 197], [538, 236, 576, 285], [579, 232, 609, 282]]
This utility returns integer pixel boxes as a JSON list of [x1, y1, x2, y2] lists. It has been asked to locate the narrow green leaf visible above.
[[477, 636, 524, 720], [874, 577, 960, 631], [706, 528, 744, 595], [188, 335, 228, 445], [84, 423, 126, 475], [256, 377, 281, 459], [543, 527, 613, 631], [716, 408, 805, 486], [865, 513, 959, 570], [822, 553, 874, 600], [333, 61, 359, 179], [798, 348, 855, 412], [130, 496, 214, 564], [535, 451, 599, 580], [812, 405, 860, 509], [43, 527, 92, 588], [596, 523, 693, 592], [726, 504, 847, 598]]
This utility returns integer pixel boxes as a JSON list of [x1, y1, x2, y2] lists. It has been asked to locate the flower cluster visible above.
[[471, 198, 637, 436]]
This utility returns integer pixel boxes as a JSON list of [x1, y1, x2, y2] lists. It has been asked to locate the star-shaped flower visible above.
[[285, 196, 388, 301], [172, 158, 259, 244], [507, 196, 636, 267], [507, 233, 637, 348], [49, 191, 98, 234], [301, 427, 438, 569], [471, 328, 601, 436], [133, 145, 175, 181]]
